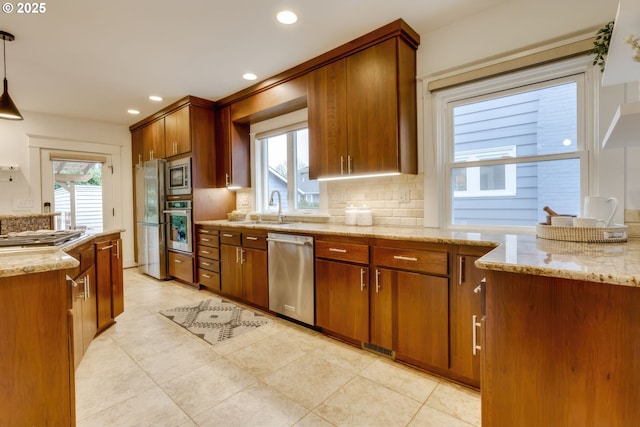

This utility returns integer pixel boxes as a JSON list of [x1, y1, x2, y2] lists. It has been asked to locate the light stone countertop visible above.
[[0, 229, 124, 278], [198, 220, 640, 287]]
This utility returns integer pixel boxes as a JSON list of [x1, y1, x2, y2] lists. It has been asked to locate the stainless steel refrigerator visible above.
[[135, 159, 168, 279]]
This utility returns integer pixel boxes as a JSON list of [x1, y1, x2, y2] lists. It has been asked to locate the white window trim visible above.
[[428, 56, 595, 231], [249, 108, 328, 216]]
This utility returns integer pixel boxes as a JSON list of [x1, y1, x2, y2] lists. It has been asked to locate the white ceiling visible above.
[[2, 0, 505, 126]]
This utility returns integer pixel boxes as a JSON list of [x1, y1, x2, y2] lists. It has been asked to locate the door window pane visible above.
[[53, 160, 103, 231]]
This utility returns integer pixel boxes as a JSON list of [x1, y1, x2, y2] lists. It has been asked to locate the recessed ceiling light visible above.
[[149, 95, 163, 102], [242, 73, 257, 81], [127, 109, 140, 115], [277, 10, 297, 24]]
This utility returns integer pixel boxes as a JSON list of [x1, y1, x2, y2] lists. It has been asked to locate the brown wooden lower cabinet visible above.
[[449, 247, 488, 388], [372, 267, 449, 370], [219, 231, 269, 309], [316, 258, 369, 342], [0, 270, 74, 427], [482, 270, 640, 427], [95, 236, 124, 331]]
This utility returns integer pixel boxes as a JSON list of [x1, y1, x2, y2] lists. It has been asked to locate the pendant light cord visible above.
[[2, 37, 5, 79]]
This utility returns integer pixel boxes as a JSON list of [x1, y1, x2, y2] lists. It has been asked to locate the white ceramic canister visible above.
[[345, 205, 358, 225], [357, 205, 372, 226]]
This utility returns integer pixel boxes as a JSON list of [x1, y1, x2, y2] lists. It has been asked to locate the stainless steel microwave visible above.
[[166, 157, 191, 195]]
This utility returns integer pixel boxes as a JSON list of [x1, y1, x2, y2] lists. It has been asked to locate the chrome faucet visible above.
[[268, 190, 284, 223]]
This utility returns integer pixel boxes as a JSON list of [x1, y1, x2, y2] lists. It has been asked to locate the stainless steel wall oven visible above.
[[164, 200, 192, 253]]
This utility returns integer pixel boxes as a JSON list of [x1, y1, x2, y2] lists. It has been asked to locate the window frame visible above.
[[250, 109, 328, 216], [435, 57, 594, 231]]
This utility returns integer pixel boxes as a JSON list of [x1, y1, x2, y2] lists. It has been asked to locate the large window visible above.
[[252, 109, 324, 215], [259, 127, 319, 212], [439, 59, 590, 228]]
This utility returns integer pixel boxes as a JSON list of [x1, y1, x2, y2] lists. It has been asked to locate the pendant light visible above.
[[0, 31, 23, 120]]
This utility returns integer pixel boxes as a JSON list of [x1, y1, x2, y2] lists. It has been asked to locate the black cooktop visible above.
[[0, 230, 84, 247]]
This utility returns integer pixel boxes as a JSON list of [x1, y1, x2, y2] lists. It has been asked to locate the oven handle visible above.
[[163, 210, 190, 215]]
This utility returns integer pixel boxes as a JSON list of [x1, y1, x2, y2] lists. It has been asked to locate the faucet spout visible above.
[[268, 190, 284, 223]]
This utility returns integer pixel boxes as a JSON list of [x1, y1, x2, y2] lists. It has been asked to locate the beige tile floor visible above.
[[75, 268, 480, 427]]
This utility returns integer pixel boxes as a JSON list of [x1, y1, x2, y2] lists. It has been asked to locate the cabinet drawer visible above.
[[220, 231, 241, 246], [198, 269, 220, 290], [316, 240, 369, 264], [197, 233, 219, 248], [198, 258, 220, 273], [372, 246, 448, 276], [168, 251, 194, 283], [242, 234, 267, 250], [197, 246, 219, 260]]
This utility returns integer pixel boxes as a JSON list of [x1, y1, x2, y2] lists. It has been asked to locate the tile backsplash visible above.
[[234, 174, 425, 227], [327, 174, 424, 226], [624, 209, 640, 238]]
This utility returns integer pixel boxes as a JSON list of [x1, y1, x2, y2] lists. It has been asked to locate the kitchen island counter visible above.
[[0, 229, 125, 278], [197, 219, 640, 287]]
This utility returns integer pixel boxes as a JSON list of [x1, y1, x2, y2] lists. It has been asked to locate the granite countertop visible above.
[[198, 219, 640, 287], [0, 229, 124, 278], [0, 212, 60, 219]]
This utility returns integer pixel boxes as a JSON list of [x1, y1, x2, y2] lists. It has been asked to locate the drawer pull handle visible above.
[[202, 273, 211, 279], [222, 233, 234, 238], [201, 250, 211, 254], [246, 236, 259, 241], [99, 245, 113, 251], [201, 238, 211, 242], [174, 259, 183, 263], [472, 315, 482, 355], [393, 255, 418, 262], [329, 248, 347, 253], [201, 230, 211, 234], [202, 262, 210, 266], [474, 284, 482, 294]]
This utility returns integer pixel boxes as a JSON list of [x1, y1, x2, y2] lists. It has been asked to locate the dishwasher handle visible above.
[[267, 237, 312, 247]]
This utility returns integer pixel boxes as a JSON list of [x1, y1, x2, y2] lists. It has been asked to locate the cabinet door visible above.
[[346, 38, 399, 175], [131, 127, 144, 166], [165, 106, 191, 157], [395, 270, 449, 370], [242, 247, 268, 309], [95, 241, 114, 330], [142, 118, 165, 160], [111, 239, 124, 318], [316, 259, 369, 342], [450, 254, 483, 384], [220, 244, 243, 298], [70, 275, 84, 370], [308, 59, 348, 179], [370, 268, 393, 350], [215, 105, 250, 188]]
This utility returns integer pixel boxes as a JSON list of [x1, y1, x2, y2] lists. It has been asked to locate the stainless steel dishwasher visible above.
[[267, 232, 314, 326]]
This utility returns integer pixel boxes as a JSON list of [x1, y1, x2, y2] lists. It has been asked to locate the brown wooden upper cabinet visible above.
[[141, 118, 165, 162], [164, 105, 191, 157], [215, 105, 250, 189], [308, 36, 419, 179]]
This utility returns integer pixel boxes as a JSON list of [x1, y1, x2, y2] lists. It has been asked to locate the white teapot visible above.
[[583, 196, 618, 227]]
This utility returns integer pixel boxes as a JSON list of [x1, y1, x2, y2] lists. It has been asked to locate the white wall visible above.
[[0, 111, 134, 266], [417, 0, 630, 226]]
